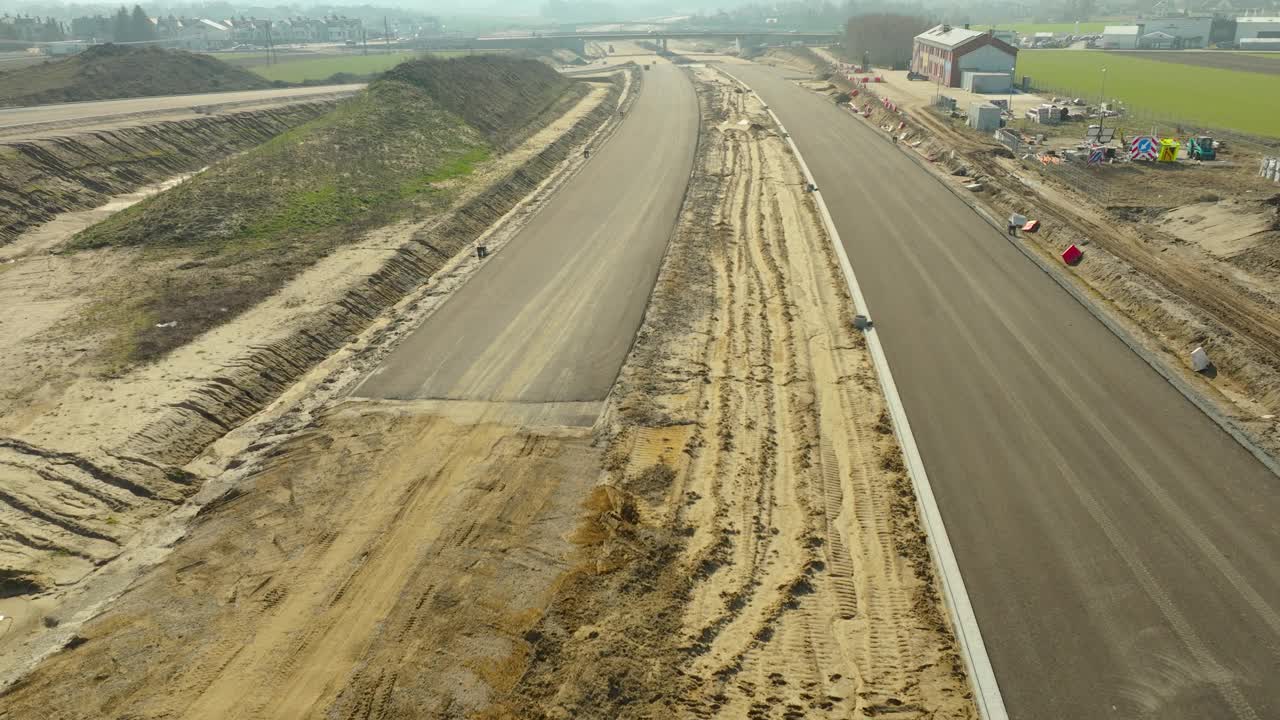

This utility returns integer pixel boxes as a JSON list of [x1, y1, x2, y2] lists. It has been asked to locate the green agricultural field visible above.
[[248, 52, 421, 82], [1016, 50, 1280, 137]]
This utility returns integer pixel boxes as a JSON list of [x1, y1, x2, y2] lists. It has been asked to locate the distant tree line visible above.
[[844, 13, 932, 70], [68, 4, 154, 42], [113, 5, 155, 42], [0, 14, 68, 41]]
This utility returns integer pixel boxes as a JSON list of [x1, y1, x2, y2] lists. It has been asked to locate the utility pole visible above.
[[362, 27, 368, 55], [384, 16, 390, 54], [265, 20, 274, 65], [1008, 64, 1015, 120], [1097, 66, 1107, 139]]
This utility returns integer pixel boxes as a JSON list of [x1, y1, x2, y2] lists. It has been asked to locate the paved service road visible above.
[[356, 65, 698, 406], [0, 84, 363, 135], [728, 63, 1280, 720]]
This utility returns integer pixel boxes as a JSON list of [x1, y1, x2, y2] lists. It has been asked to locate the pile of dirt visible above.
[[0, 44, 271, 107], [65, 55, 585, 366], [382, 55, 573, 145]]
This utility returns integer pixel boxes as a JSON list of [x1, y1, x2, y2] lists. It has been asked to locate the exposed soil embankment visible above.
[[0, 102, 333, 246], [0, 44, 271, 108]]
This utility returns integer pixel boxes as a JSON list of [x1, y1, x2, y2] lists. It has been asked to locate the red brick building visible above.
[[911, 24, 1018, 89]]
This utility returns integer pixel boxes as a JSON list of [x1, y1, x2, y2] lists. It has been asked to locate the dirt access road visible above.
[[356, 63, 698, 415], [727, 62, 1280, 720], [0, 83, 363, 138]]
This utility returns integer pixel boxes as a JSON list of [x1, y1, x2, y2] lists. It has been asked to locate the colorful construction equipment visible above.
[[1187, 136, 1216, 161]]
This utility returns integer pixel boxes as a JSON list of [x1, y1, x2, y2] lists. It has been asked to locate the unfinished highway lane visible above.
[[0, 83, 363, 136], [356, 65, 698, 410], [727, 63, 1280, 720]]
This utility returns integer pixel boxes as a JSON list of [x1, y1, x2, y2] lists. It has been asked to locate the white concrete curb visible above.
[[720, 67, 1010, 720]]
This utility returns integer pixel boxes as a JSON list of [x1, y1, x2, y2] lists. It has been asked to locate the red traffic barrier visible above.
[[1062, 244, 1083, 265], [1022, 219, 1041, 233]]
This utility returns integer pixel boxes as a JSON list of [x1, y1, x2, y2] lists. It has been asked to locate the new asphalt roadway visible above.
[[728, 62, 1280, 720], [356, 64, 698, 412]]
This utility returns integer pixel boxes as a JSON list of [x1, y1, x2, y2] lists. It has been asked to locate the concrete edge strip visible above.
[[884, 108, 1280, 481], [719, 67, 1010, 720]]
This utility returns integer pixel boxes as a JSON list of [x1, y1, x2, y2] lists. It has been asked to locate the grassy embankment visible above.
[[0, 44, 269, 106], [1017, 49, 1280, 137], [70, 55, 576, 365]]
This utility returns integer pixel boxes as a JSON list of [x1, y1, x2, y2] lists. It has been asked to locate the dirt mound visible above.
[[0, 44, 271, 107], [383, 55, 572, 144]]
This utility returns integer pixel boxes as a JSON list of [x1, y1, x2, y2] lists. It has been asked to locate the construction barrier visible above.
[[1262, 157, 1280, 183], [1062, 244, 1083, 265], [1130, 136, 1158, 161]]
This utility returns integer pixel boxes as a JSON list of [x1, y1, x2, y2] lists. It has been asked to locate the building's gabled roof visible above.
[[914, 24, 1018, 55]]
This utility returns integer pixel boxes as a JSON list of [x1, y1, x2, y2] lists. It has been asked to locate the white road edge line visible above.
[[719, 66, 1010, 720]]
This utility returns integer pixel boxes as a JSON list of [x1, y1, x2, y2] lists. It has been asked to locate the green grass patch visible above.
[[1017, 50, 1280, 137]]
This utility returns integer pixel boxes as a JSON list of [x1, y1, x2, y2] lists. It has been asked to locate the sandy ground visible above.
[[0, 65, 974, 719], [0, 82, 617, 641]]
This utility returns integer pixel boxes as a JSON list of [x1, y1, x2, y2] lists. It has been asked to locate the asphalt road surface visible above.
[[0, 84, 363, 136], [728, 63, 1280, 720], [356, 65, 698, 408]]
